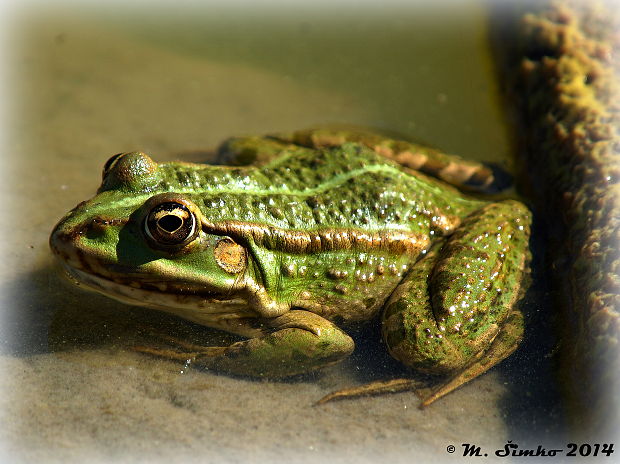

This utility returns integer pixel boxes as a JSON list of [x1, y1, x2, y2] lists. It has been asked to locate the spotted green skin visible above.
[[50, 132, 531, 400]]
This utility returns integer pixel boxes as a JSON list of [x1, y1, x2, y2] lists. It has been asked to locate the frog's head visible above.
[[50, 152, 255, 323]]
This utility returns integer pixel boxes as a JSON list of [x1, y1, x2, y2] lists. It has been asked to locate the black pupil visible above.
[[158, 215, 183, 233]]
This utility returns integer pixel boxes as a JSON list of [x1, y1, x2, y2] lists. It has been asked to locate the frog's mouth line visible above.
[[57, 261, 256, 327]]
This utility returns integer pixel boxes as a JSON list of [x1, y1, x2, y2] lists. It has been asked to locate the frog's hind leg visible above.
[[273, 128, 510, 193], [215, 135, 308, 166], [382, 200, 531, 406], [418, 309, 524, 407]]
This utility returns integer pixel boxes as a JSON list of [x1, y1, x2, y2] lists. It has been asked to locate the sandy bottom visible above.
[[2, 7, 565, 463]]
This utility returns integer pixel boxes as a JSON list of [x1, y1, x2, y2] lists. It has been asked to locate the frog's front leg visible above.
[[139, 310, 355, 378], [382, 199, 531, 406]]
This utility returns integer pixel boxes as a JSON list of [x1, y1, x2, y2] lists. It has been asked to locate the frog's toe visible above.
[[315, 378, 421, 405], [132, 345, 193, 361], [132, 343, 227, 364], [481, 162, 513, 193]]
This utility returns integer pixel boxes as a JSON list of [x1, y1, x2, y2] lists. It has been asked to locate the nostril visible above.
[[85, 220, 108, 239], [84, 217, 126, 240]]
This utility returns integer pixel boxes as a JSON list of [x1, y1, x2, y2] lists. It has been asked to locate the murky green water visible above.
[[106, 3, 511, 163], [2, 2, 565, 463]]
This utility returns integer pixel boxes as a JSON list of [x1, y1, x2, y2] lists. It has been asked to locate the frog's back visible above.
[[174, 143, 480, 239]]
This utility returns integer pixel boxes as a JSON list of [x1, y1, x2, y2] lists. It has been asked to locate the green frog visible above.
[[50, 128, 531, 406]]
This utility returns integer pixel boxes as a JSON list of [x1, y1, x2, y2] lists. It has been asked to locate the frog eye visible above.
[[144, 201, 198, 249], [99, 152, 160, 193]]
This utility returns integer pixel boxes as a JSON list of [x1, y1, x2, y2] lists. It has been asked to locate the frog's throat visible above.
[[58, 263, 256, 326]]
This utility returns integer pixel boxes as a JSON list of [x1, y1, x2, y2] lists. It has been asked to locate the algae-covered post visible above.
[[494, 0, 619, 439]]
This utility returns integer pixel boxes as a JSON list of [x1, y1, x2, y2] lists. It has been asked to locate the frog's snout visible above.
[[49, 217, 83, 270]]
